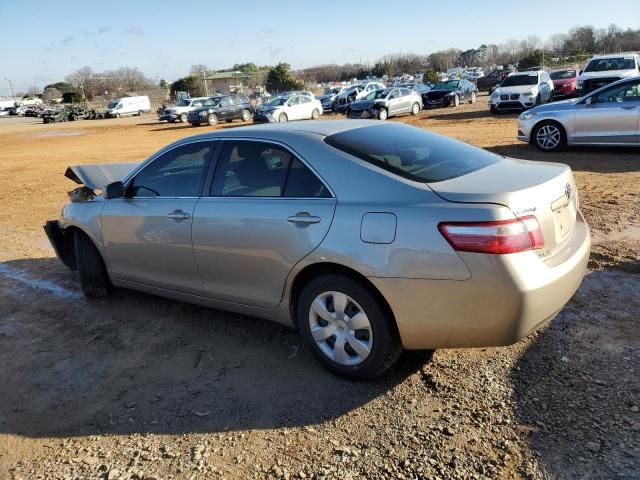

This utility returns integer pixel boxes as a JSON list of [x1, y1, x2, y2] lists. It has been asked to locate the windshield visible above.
[[107, 101, 119, 109], [500, 75, 537, 87], [325, 123, 499, 183], [584, 57, 635, 72], [265, 97, 287, 106], [434, 81, 459, 90], [550, 70, 576, 80], [364, 89, 390, 100], [175, 99, 191, 106]]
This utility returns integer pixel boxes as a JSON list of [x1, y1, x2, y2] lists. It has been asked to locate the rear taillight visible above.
[[438, 215, 544, 254]]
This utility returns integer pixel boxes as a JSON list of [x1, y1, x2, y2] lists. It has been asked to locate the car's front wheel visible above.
[[207, 113, 218, 126], [278, 112, 288, 123], [74, 231, 110, 299], [241, 109, 251, 122], [377, 108, 388, 120], [532, 121, 566, 152], [297, 275, 402, 380], [411, 102, 420, 115], [469, 92, 476, 104], [451, 95, 459, 107], [311, 108, 320, 119], [180, 113, 188, 123]]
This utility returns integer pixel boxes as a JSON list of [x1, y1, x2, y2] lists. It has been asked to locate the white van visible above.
[[106, 96, 151, 118]]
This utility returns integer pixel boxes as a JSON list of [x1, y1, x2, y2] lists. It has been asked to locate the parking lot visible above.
[[0, 95, 638, 479]]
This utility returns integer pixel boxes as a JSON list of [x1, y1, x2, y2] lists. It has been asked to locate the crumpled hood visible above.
[[65, 163, 139, 190]]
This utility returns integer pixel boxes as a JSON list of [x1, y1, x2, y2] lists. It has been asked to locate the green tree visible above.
[[423, 69, 440, 84], [518, 50, 544, 70], [232, 62, 259, 75], [159, 79, 168, 89], [265, 63, 303, 93], [170, 76, 205, 97]]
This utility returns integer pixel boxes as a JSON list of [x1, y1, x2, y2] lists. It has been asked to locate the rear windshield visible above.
[[324, 123, 499, 183]]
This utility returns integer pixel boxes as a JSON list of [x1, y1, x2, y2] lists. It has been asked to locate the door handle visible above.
[[287, 212, 321, 224], [167, 210, 191, 221]]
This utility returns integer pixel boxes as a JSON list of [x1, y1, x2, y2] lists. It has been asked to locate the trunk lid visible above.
[[428, 158, 579, 259]]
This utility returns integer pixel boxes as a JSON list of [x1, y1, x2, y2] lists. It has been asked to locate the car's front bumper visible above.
[[490, 97, 535, 111], [370, 212, 591, 350], [44, 220, 76, 269]]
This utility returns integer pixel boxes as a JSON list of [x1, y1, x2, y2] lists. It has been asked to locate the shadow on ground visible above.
[[511, 269, 640, 479], [0, 257, 431, 439]]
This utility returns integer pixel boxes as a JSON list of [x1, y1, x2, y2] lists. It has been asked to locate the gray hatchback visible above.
[[46, 121, 590, 379]]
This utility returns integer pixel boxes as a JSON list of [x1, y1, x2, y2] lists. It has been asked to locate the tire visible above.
[[377, 108, 388, 120], [311, 108, 320, 119], [411, 102, 420, 115], [490, 105, 498, 114], [297, 274, 402, 380], [469, 92, 476, 104], [451, 95, 459, 107], [278, 112, 288, 123], [532, 121, 566, 152], [138, 110, 144, 116], [115, 113, 120, 118], [74, 232, 110, 299], [207, 113, 218, 126], [180, 113, 187, 123], [241, 109, 251, 122]]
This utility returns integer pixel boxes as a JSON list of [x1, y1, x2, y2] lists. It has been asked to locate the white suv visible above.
[[159, 97, 210, 123], [489, 71, 554, 112], [577, 54, 640, 95]]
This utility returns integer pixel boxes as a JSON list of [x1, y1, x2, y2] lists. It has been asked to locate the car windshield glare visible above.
[[434, 81, 459, 90], [550, 70, 576, 80], [501, 75, 537, 87], [175, 100, 190, 106], [324, 124, 500, 183], [265, 97, 287, 106], [584, 58, 634, 72]]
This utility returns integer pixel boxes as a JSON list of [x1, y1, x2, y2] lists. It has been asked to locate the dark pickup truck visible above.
[[188, 94, 252, 126]]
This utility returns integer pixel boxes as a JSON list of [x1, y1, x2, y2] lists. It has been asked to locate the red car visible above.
[[550, 68, 580, 98]]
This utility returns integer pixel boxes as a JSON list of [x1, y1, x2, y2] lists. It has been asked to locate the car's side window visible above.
[[595, 81, 640, 104], [129, 142, 213, 198], [284, 158, 331, 198], [299, 96, 311, 104], [212, 141, 293, 197], [220, 97, 232, 107]]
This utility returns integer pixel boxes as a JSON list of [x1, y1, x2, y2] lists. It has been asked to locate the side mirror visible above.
[[105, 181, 125, 199]]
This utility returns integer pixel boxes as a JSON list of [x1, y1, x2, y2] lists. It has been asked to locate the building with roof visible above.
[[204, 71, 252, 94]]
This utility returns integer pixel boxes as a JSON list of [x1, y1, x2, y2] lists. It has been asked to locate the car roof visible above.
[[179, 120, 378, 141]]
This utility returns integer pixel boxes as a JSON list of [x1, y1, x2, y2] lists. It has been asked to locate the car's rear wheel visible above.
[[469, 92, 476, 104], [138, 110, 144, 116], [532, 121, 566, 152], [207, 113, 218, 126], [241, 109, 251, 122], [311, 108, 320, 119], [411, 102, 420, 115], [377, 108, 388, 120], [74, 231, 110, 299], [278, 112, 288, 123], [180, 113, 187, 123], [297, 275, 402, 380]]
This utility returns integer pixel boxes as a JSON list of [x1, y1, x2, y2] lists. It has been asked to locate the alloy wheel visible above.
[[308, 291, 373, 366], [536, 124, 561, 150]]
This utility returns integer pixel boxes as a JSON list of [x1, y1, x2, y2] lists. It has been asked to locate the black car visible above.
[[187, 94, 252, 126], [476, 70, 510, 91], [422, 79, 477, 108]]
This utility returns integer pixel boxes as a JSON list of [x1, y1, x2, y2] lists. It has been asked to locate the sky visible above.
[[0, 0, 639, 94]]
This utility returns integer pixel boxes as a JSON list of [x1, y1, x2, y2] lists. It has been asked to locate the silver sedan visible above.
[[518, 76, 640, 151], [46, 121, 591, 379]]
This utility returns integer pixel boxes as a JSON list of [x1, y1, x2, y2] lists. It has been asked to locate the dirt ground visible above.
[[0, 95, 638, 480]]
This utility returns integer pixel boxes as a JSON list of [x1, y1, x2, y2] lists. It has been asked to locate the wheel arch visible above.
[[530, 118, 568, 145], [60, 225, 108, 273], [288, 262, 398, 336]]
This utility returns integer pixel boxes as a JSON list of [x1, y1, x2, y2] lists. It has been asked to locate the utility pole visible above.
[[4, 78, 16, 102], [203, 70, 208, 96]]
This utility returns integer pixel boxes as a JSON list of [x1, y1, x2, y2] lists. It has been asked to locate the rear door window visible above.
[[324, 123, 500, 183]]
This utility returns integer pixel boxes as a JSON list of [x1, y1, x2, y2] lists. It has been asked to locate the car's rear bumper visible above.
[[370, 212, 591, 350]]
